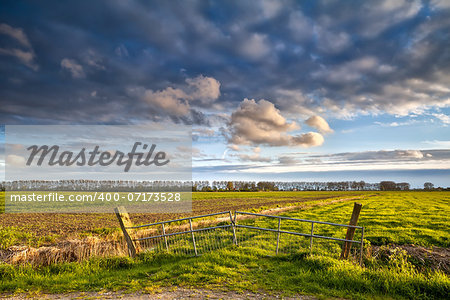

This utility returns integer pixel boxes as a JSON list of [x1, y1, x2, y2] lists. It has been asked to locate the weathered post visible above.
[[340, 202, 362, 259], [189, 218, 198, 256], [229, 211, 237, 245], [114, 206, 137, 257]]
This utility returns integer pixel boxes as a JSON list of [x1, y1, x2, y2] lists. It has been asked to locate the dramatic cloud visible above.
[[305, 116, 333, 134], [143, 87, 190, 116], [1, 1, 449, 125], [61, 58, 85, 78], [228, 99, 324, 147], [142, 75, 221, 117], [185, 75, 221, 105]]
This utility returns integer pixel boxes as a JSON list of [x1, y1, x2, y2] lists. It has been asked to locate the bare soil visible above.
[[0, 288, 318, 300]]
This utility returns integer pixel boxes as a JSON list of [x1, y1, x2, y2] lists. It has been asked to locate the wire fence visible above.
[[120, 209, 364, 265], [127, 211, 236, 256], [234, 211, 364, 264]]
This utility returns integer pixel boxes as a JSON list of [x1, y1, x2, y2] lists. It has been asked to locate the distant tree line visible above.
[[193, 180, 378, 191], [0, 180, 447, 192], [0, 180, 191, 191]]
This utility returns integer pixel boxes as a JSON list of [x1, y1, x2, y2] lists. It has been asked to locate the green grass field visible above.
[[0, 190, 366, 248], [0, 191, 449, 299]]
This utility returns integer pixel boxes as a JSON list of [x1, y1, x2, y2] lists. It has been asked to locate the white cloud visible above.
[[185, 75, 221, 105], [432, 113, 450, 125], [193, 128, 216, 137], [61, 58, 85, 78], [374, 119, 418, 127], [228, 98, 325, 147], [291, 132, 325, 147], [236, 153, 272, 162], [229, 98, 299, 146], [228, 144, 240, 151], [239, 149, 450, 174], [305, 116, 333, 134], [397, 150, 424, 159], [6, 154, 26, 167], [143, 87, 190, 116], [142, 75, 221, 116]]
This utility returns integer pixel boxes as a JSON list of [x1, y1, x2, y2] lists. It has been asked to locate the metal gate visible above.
[[117, 208, 364, 265], [234, 211, 364, 265]]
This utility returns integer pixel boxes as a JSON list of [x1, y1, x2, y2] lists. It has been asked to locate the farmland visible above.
[[0, 191, 449, 299], [0, 191, 366, 247]]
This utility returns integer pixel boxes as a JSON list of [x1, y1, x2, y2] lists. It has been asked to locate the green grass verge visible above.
[[277, 191, 449, 247], [0, 248, 448, 299]]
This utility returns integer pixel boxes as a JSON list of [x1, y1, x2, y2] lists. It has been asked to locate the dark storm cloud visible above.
[[0, 0, 449, 124]]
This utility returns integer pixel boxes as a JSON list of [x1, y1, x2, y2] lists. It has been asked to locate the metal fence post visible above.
[[310, 222, 314, 255], [229, 211, 237, 245], [276, 218, 281, 254], [189, 218, 198, 256], [162, 223, 169, 252], [359, 227, 364, 266]]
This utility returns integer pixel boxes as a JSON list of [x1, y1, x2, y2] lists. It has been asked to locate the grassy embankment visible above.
[[0, 191, 449, 299]]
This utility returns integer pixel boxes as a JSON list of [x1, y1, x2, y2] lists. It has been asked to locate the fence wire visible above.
[[126, 210, 364, 264]]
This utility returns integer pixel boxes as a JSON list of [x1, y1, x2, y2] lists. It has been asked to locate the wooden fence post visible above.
[[340, 202, 362, 260], [115, 206, 137, 258]]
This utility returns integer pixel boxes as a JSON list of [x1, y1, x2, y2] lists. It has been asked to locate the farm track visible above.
[[0, 288, 318, 299]]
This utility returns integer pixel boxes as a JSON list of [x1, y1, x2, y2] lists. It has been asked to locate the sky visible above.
[[0, 0, 449, 188]]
